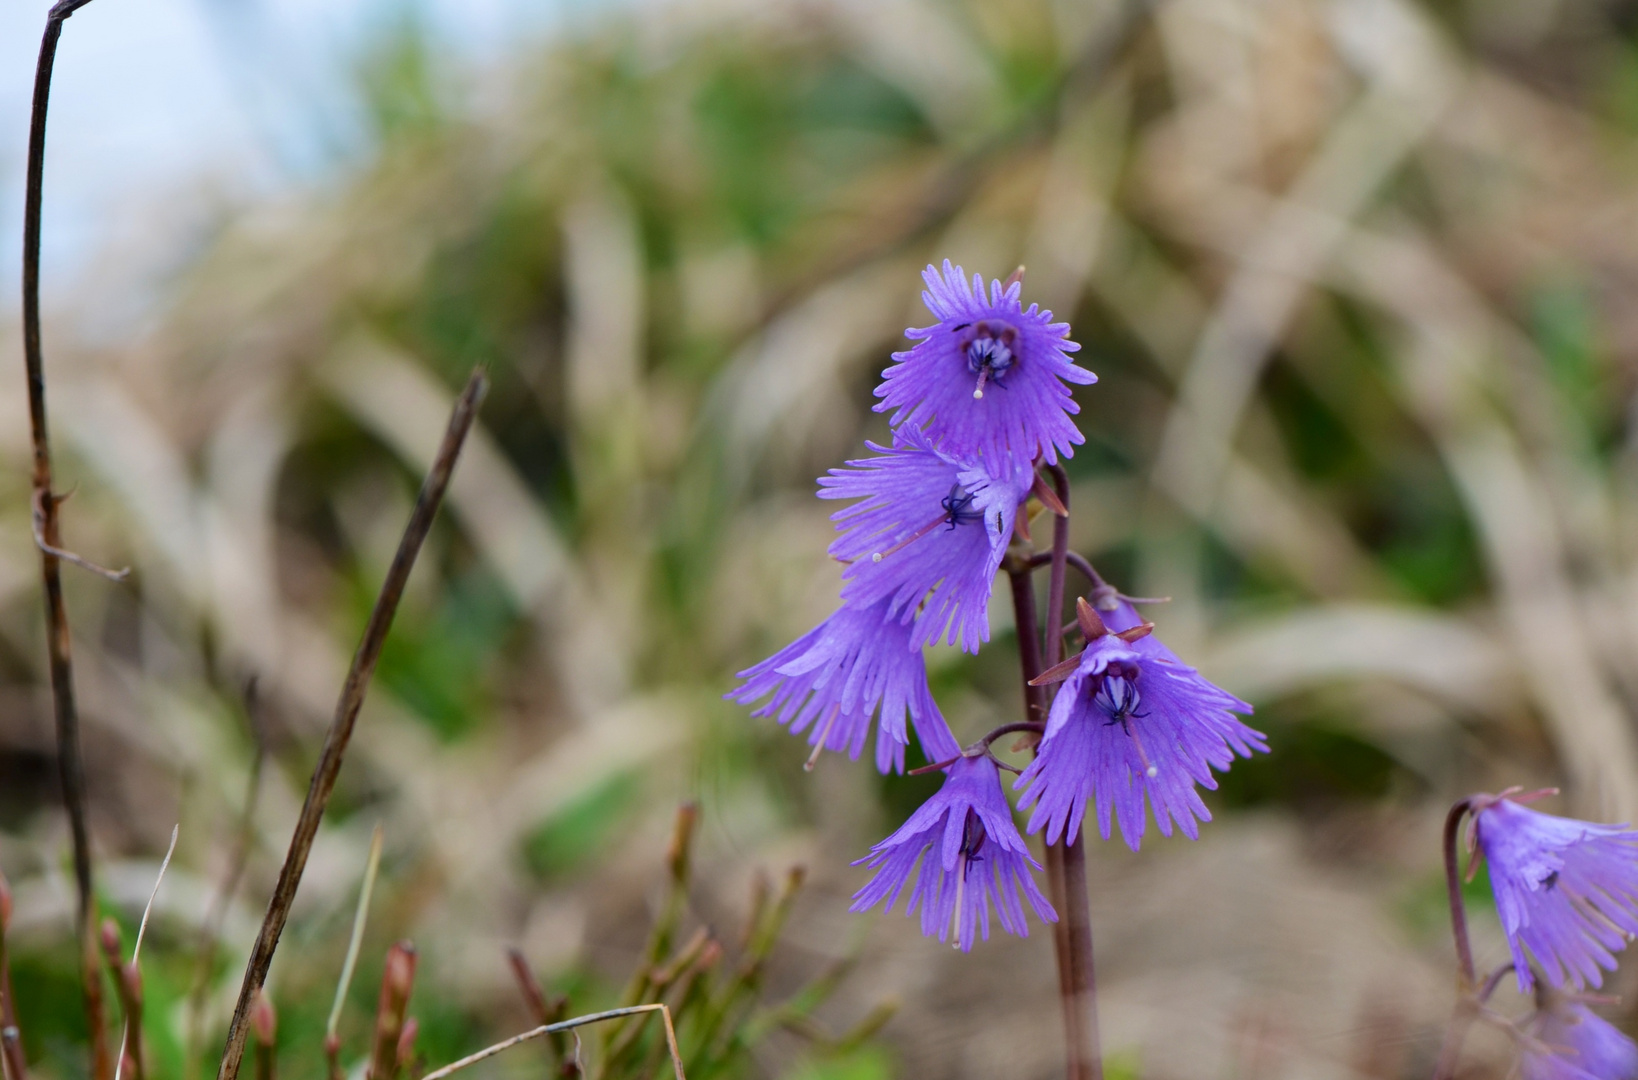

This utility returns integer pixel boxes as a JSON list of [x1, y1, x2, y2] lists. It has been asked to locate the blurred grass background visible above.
[[4, 0, 1638, 1076]]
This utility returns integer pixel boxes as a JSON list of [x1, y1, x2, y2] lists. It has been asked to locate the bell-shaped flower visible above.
[[875, 261, 1096, 471], [1521, 993, 1638, 1080], [728, 597, 945, 774], [1015, 600, 1265, 850], [821, 427, 1031, 653], [1470, 792, 1638, 991], [851, 742, 1056, 952]]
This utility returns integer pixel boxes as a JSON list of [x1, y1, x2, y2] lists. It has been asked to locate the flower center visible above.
[[959, 808, 988, 861], [950, 809, 987, 948], [1094, 667, 1158, 778], [870, 484, 987, 562], [964, 320, 1018, 400], [940, 484, 986, 529]]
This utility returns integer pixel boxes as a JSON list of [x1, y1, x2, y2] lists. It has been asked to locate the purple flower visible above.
[[1015, 603, 1265, 850], [728, 598, 948, 774], [1470, 794, 1638, 991], [821, 426, 1031, 653], [874, 261, 1096, 471], [1522, 996, 1638, 1080], [851, 751, 1056, 951]]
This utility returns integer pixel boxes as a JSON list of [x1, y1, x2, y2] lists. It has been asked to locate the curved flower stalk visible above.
[[851, 749, 1057, 952], [1520, 993, 1638, 1080], [821, 427, 1031, 652], [1016, 600, 1265, 850], [875, 261, 1096, 470], [727, 597, 945, 774], [1469, 793, 1638, 991]]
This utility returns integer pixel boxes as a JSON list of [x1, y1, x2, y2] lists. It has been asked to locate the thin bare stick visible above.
[[112, 825, 179, 1080], [22, 6, 108, 1074], [329, 825, 386, 1041], [420, 1005, 686, 1080], [216, 369, 489, 1080]]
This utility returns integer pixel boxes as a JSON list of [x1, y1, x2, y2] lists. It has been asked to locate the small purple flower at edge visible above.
[[851, 740, 1058, 952], [1470, 791, 1638, 991], [821, 425, 1032, 653], [875, 261, 1096, 473], [1521, 993, 1638, 1080], [727, 596, 947, 774], [1016, 599, 1266, 851]]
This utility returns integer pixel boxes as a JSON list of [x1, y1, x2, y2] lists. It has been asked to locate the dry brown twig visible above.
[[420, 1005, 686, 1080], [21, 4, 124, 1074], [215, 368, 489, 1080]]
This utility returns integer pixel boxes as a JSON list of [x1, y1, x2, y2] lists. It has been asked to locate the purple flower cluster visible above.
[[730, 262, 1264, 951]]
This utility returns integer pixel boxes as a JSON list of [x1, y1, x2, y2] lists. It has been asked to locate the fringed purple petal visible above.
[[727, 597, 944, 773], [819, 428, 1029, 653], [875, 261, 1096, 471], [1017, 632, 1264, 849], [851, 755, 1056, 951], [1476, 798, 1638, 991]]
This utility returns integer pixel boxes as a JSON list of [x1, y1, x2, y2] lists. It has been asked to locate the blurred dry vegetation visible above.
[[5, 0, 1638, 1075]]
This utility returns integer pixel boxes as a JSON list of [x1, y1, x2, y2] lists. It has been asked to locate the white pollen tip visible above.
[[1146, 765, 1159, 778], [871, 552, 884, 563], [803, 760, 817, 773], [973, 389, 984, 400]]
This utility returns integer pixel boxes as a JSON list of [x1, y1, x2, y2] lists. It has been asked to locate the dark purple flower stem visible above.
[[1006, 467, 1103, 1080], [1430, 797, 1479, 1080], [1444, 798, 1477, 988]]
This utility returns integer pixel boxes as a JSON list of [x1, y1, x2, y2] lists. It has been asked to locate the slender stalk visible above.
[[1443, 799, 1477, 988], [1058, 831, 1102, 1080], [217, 370, 489, 1080], [1006, 551, 1100, 1080], [109, 825, 178, 1080], [419, 1005, 686, 1080], [329, 825, 386, 1042], [22, 9, 110, 1076], [1046, 468, 1103, 1080], [1430, 798, 1479, 1080]]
